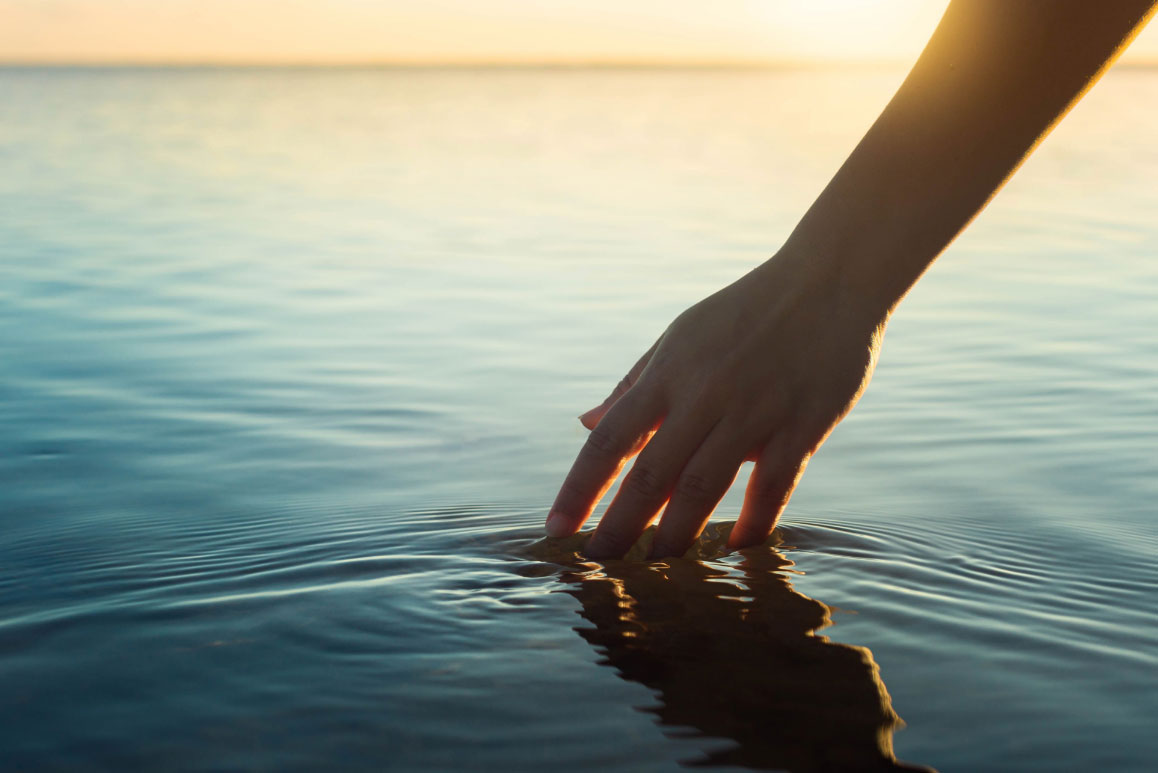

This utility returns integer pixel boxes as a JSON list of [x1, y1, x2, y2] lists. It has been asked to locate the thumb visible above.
[[578, 343, 657, 430]]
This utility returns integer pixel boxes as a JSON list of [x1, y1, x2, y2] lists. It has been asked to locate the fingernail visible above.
[[544, 510, 571, 538], [577, 406, 601, 426]]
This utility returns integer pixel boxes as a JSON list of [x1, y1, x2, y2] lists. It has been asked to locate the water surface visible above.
[[1, 66, 1156, 771]]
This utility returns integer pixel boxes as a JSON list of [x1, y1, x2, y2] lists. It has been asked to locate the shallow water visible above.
[[1, 66, 1156, 772]]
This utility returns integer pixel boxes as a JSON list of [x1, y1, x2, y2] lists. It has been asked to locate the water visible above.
[[1, 66, 1156, 772]]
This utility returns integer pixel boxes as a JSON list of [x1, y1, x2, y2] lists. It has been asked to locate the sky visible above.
[[2, 0, 1158, 65]]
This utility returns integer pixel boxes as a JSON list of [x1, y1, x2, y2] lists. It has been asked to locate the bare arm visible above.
[[547, 0, 1157, 559], [791, 0, 1156, 318]]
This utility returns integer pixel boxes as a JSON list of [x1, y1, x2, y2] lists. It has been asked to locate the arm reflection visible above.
[[528, 523, 935, 772]]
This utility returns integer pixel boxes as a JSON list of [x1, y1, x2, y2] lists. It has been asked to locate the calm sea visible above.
[[1, 66, 1156, 772]]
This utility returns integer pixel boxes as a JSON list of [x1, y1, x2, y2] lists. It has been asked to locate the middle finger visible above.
[[585, 411, 718, 558]]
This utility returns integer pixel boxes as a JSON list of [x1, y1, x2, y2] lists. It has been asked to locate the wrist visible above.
[[761, 226, 899, 331]]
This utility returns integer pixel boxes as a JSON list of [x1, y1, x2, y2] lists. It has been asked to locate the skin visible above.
[[547, 0, 1158, 559]]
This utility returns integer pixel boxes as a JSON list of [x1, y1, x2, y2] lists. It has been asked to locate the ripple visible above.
[[505, 510, 1158, 771]]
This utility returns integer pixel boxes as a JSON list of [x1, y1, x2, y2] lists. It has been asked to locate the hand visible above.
[[545, 250, 889, 558]]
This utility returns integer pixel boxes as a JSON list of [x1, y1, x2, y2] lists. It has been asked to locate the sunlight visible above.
[[751, 0, 948, 62], [3, 0, 1157, 65]]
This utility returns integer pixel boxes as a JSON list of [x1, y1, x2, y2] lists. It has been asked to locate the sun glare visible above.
[[756, 0, 947, 62], [0, 0, 1157, 65]]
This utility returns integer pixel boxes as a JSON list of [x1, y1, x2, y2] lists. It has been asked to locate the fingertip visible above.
[[582, 536, 624, 560], [544, 510, 575, 538], [726, 523, 768, 551], [725, 531, 751, 551], [649, 522, 698, 560], [578, 406, 602, 430], [583, 518, 644, 559], [647, 540, 684, 560]]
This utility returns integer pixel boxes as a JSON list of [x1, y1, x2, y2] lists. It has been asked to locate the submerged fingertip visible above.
[[727, 529, 766, 552], [544, 511, 573, 538], [648, 543, 675, 560], [725, 529, 751, 552]]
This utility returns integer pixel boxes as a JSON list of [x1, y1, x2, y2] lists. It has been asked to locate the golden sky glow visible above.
[[2, 0, 1158, 65]]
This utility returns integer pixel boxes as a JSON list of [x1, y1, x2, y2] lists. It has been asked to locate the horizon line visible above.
[[0, 57, 906, 68], [3, 57, 1158, 70]]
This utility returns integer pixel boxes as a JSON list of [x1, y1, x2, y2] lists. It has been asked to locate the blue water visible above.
[[1, 66, 1156, 772]]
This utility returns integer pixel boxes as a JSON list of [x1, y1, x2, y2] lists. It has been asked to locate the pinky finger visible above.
[[729, 441, 810, 550], [578, 342, 658, 430]]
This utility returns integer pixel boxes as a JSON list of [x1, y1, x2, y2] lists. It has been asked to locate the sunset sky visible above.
[[4, 0, 1158, 65]]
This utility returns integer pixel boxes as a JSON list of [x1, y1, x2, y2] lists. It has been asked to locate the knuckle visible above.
[[674, 470, 716, 504], [755, 459, 807, 504], [584, 425, 621, 457], [623, 464, 666, 500], [554, 476, 589, 509], [755, 475, 790, 504]]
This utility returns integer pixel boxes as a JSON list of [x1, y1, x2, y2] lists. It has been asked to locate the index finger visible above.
[[546, 389, 661, 538]]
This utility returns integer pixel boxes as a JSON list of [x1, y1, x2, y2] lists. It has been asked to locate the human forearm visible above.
[[548, 0, 1157, 558], [780, 0, 1156, 318]]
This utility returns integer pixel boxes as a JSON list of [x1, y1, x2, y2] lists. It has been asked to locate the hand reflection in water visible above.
[[527, 523, 935, 773]]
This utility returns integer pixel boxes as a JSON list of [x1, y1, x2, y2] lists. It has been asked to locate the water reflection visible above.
[[528, 523, 934, 772]]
